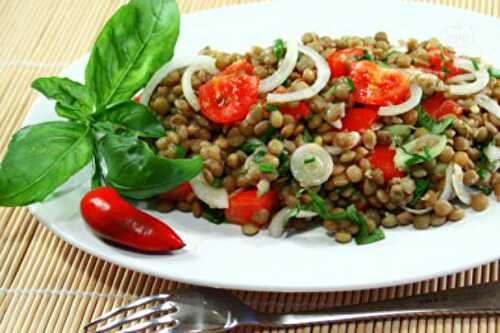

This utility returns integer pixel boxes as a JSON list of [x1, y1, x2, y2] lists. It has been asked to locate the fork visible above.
[[84, 281, 500, 332]]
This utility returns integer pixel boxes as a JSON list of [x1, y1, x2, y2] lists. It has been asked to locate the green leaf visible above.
[[346, 205, 385, 245], [470, 184, 492, 195], [277, 151, 290, 175], [355, 228, 386, 245], [202, 207, 226, 225], [471, 59, 480, 71], [303, 127, 313, 143], [353, 49, 374, 61], [260, 127, 278, 142], [0, 122, 93, 206], [97, 101, 165, 138], [344, 78, 355, 92], [98, 133, 202, 199], [259, 163, 276, 174], [32, 77, 95, 121], [175, 144, 186, 158], [85, 0, 180, 107], [272, 38, 285, 60], [211, 177, 223, 188], [417, 105, 454, 134], [265, 103, 279, 113], [409, 179, 430, 207], [488, 67, 500, 79], [239, 138, 264, 155]]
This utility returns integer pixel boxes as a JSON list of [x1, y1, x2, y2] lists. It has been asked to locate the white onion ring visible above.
[[267, 44, 330, 104], [451, 164, 471, 205], [258, 38, 299, 93], [378, 83, 423, 116], [448, 58, 489, 96], [190, 173, 228, 209], [447, 73, 476, 84], [401, 206, 432, 215], [140, 55, 217, 106], [475, 94, 500, 118], [181, 60, 219, 111], [269, 208, 317, 238], [440, 163, 455, 201]]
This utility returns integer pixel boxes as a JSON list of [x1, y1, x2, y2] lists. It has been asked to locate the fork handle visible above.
[[255, 282, 500, 327]]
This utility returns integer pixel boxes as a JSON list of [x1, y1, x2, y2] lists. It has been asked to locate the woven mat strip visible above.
[[0, 0, 499, 332]]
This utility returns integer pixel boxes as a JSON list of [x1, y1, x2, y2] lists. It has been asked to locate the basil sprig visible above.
[[0, 0, 203, 206]]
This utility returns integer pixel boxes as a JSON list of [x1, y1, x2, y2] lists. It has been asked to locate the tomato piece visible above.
[[422, 93, 463, 120], [198, 64, 260, 124], [424, 48, 464, 79], [133, 95, 141, 103], [341, 107, 378, 132], [368, 145, 405, 182], [224, 190, 279, 225], [222, 59, 254, 75], [279, 101, 310, 121], [351, 61, 410, 106], [159, 182, 193, 201], [327, 48, 365, 77]]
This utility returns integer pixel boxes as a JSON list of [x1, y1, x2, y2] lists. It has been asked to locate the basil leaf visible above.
[[98, 133, 202, 199], [97, 101, 165, 138], [0, 122, 93, 206], [85, 0, 180, 107], [32, 77, 95, 121]]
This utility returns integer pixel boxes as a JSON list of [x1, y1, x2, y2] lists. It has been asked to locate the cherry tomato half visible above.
[[280, 101, 310, 121], [341, 107, 378, 132], [199, 60, 260, 124], [368, 145, 405, 182], [159, 182, 193, 201], [351, 60, 410, 106], [422, 93, 463, 120], [327, 48, 365, 77], [224, 190, 279, 225]]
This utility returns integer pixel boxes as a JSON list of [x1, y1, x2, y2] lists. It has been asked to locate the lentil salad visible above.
[[146, 32, 500, 244]]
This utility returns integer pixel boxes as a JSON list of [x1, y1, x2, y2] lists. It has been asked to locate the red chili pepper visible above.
[[80, 187, 185, 253]]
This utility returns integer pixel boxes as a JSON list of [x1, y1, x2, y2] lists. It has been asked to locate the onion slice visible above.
[[451, 164, 471, 205], [440, 163, 455, 201], [190, 173, 228, 209], [484, 142, 500, 171], [267, 44, 330, 104], [258, 38, 299, 93], [402, 206, 432, 215], [378, 83, 423, 116], [290, 143, 334, 187], [448, 58, 489, 96], [269, 208, 317, 238], [475, 94, 500, 118], [447, 73, 476, 84], [181, 60, 219, 111], [140, 55, 217, 106]]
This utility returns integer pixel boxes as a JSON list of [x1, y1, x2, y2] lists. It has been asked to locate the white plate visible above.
[[24, 0, 500, 292]]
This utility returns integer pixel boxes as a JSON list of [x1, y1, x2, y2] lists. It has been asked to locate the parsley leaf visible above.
[[353, 49, 374, 61], [240, 138, 264, 154], [471, 59, 480, 71], [277, 151, 290, 175], [488, 67, 500, 79], [202, 207, 226, 225], [266, 103, 279, 113], [470, 184, 492, 195], [408, 178, 430, 207], [403, 146, 433, 167], [175, 144, 186, 158], [417, 105, 454, 134], [304, 156, 316, 164], [303, 127, 313, 143], [272, 38, 285, 60], [211, 177, 223, 188], [259, 163, 276, 174]]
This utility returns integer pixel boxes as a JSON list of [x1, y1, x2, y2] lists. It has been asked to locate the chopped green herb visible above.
[[174, 144, 186, 158], [382, 49, 397, 61], [417, 105, 454, 134], [345, 78, 355, 92], [303, 127, 313, 142], [376, 61, 392, 68], [346, 205, 385, 245], [259, 162, 276, 174], [387, 124, 413, 146], [304, 156, 316, 164], [409, 179, 430, 207], [240, 138, 264, 154], [254, 149, 266, 163], [403, 146, 433, 166], [353, 49, 374, 61], [202, 207, 226, 225], [265, 103, 279, 113], [277, 151, 290, 175], [478, 167, 487, 180], [470, 184, 492, 195], [272, 38, 285, 59], [211, 177, 223, 188], [488, 67, 500, 79], [471, 59, 480, 71], [260, 127, 278, 142]]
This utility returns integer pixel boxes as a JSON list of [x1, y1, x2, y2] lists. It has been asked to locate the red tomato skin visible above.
[[133, 95, 141, 103], [81, 187, 185, 252], [280, 101, 310, 121], [422, 93, 463, 120], [351, 61, 410, 106], [327, 48, 365, 77], [426, 48, 464, 79], [159, 182, 193, 201], [368, 145, 405, 182], [223, 59, 254, 75], [341, 107, 378, 132], [224, 190, 279, 225], [199, 72, 260, 124]]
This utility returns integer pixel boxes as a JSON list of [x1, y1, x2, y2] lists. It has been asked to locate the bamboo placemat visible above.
[[0, 0, 499, 332]]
